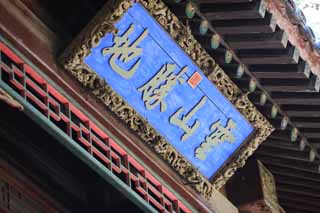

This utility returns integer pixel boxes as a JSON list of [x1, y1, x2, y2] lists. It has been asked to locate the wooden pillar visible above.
[[225, 159, 282, 213]]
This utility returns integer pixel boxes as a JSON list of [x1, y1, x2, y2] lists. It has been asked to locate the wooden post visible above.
[[226, 159, 281, 213]]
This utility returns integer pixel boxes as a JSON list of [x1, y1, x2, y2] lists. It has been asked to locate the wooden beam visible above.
[[253, 71, 309, 80], [257, 154, 319, 174], [267, 129, 294, 141], [275, 97, 320, 105], [227, 27, 288, 50], [250, 60, 311, 79], [205, 10, 264, 21], [226, 65, 309, 81], [212, 13, 277, 35], [279, 200, 320, 212], [261, 138, 306, 152], [198, 0, 253, 3], [267, 130, 292, 142], [256, 147, 313, 164], [275, 175, 320, 191], [280, 208, 304, 213], [278, 192, 320, 207], [259, 76, 320, 92], [238, 45, 300, 65], [264, 165, 320, 183], [286, 110, 320, 118], [202, 0, 266, 21], [281, 103, 320, 111], [301, 130, 320, 139], [295, 121, 320, 129], [308, 138, 320, 145], [277, 184, 320, 199], [264, 85, 318, 92]]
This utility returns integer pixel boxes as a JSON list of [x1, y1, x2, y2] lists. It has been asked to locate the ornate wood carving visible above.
[[59, 0, 274, 199]]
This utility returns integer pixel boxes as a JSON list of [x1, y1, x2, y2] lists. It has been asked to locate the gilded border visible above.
[[59, 0, 274, 199]]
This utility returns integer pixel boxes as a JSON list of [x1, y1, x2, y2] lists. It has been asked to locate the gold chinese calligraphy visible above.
[[102, 24, 148, 79]]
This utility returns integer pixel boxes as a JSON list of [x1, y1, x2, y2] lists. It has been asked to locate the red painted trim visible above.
[[0, 41, 191, 213]]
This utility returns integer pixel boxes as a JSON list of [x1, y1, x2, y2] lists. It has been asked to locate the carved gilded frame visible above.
[[59, 0, 274, 199]]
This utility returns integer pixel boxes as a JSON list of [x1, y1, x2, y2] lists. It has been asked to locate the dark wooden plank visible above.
[[202, 0, 266, 21], [261, 75, 320, 93], [307, 138, 320, 145], [241, 53, 299, 64], [238, 45, 300, 64], [281, 206, 314, 213], [279, 200, 320, 213], [275, 97, 320, 105], [300, 129, 320, 142], [198, 0, 253, 3], [270, 89, 320, 99], [212, 13, 277, 34], [230, 39, 289, 50], [205, 9, 264, 21], [275, 175, 320, 191], [226, 67, 309, 81], [257, 154, 319, 174], [257, 151, 316, 168], [214, 23, 276, 35], [227, 27, 288, 49], [268, 131, 293, 142], [286, 110, 320, 118], [266, 165, 320, 183], [261, 138, 305, 151], [204, 10, 265, 21], [254, 71, 309, 79], [249, 60, 311, 78], [263, 84, 319, 92], [295, 121, 320, 129], [278, 184, 320, 199], [302, 131, 320, 139], [281, 103, 320, 111], [257, 147, 311, 163], [278, 194, 320, 209]]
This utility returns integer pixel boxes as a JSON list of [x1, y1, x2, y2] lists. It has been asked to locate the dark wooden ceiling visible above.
[[12, 0, 320, 212], [167, 0, 320, 212]]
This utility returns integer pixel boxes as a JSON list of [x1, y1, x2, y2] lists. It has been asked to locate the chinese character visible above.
[[195, 119, 236, 160], [170, 96, 207, 141], [102, 24, 148, 79], [138, 63, 188, 112]]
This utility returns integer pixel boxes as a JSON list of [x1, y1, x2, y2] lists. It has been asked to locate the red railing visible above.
[[0, 41, 191, 213]]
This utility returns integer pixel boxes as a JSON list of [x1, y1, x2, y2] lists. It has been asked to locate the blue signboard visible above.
[[84, 3, 253, 179]]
